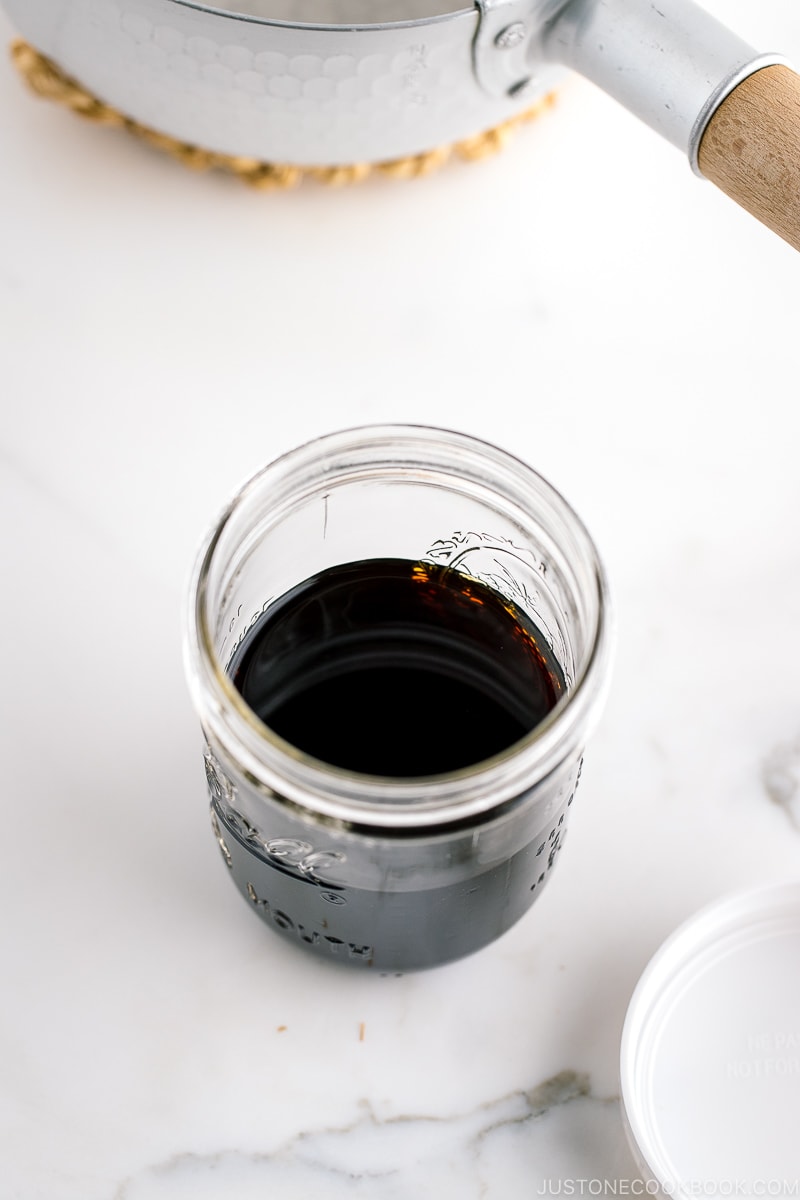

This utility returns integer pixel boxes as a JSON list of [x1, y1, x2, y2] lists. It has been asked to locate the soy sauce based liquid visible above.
[[220, 558, 572, 968], [230, 558, 565, 775]]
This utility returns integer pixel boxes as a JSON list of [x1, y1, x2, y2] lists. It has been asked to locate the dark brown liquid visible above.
[[230, 558, 565, 777]]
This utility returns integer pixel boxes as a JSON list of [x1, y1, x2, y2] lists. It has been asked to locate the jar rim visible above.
[[184, 424, 613, 830]]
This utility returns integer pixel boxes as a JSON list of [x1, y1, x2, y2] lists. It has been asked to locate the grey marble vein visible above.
[[113, 1070, 636, 1200], [762, 735, 800, 830]]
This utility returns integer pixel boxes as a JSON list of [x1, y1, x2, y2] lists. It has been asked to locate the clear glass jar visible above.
[[184, 425, 612, 971]]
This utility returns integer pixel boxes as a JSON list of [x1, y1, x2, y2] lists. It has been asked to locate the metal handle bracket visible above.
[[473, 0, 549, 98]]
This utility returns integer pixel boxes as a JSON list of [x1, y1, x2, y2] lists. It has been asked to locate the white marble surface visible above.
[[1, 1, 799, 1196]]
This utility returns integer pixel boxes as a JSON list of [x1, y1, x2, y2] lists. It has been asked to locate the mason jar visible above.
[[184, 425, 612, 971]]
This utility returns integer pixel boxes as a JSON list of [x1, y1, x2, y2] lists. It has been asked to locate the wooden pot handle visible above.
[[698, 64, 800, 251]]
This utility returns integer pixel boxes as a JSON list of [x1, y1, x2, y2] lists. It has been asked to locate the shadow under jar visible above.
[[184, 425, 612, 971]]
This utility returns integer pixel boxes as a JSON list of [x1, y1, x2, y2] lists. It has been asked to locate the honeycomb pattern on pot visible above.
[[84, 0, 446, 115]]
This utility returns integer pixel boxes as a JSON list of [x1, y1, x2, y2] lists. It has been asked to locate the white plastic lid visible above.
[[621, 882, 800, 1199]]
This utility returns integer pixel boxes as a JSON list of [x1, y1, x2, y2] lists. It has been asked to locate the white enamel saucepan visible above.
[[4, 0, 800, 247]]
